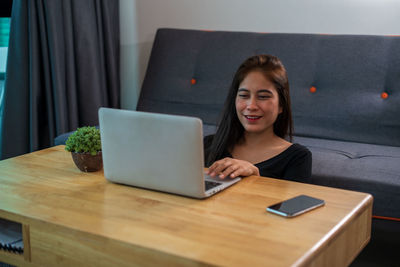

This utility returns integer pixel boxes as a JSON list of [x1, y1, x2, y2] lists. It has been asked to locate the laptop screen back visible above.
[[99, 108, 207, 197]]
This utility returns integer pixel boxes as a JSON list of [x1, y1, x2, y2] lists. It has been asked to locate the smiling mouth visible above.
[[244, 115, 262, 121]]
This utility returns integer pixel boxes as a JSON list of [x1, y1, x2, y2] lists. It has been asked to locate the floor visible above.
[[350, 218, 399, 267]]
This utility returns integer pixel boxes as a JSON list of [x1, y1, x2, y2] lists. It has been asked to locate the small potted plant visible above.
[[65, 126, 102, 172]]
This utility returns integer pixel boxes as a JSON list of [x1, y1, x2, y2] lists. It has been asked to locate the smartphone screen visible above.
[[266, 195, 325, 217]]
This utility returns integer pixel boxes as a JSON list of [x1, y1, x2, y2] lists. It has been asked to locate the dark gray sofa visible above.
[[56, 28, 400, 265], [138, 28, 400, 219], [136, 28, 400, 265]]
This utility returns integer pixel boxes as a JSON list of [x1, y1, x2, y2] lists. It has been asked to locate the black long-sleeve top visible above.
[[204, 135, 312, 182]]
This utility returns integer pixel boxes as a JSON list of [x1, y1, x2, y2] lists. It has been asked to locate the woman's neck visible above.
[[241, 130, 280, 147], [231, 130, 292, 164]]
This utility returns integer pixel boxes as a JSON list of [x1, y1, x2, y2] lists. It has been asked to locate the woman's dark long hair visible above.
[[205, 54, 293, 166]]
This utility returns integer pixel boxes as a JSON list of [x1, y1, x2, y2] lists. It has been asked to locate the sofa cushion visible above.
[[294, 136, 400, 218], [138, 28, 400, 147], [54, 131, 73, 146]]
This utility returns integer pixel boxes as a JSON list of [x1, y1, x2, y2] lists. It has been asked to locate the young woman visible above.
[[204, 54, 311, 181]]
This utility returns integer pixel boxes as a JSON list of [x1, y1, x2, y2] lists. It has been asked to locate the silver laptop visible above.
[[98, 107, 241, 198]]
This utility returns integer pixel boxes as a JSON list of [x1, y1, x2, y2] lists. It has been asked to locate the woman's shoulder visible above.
[[255, 142, 312, 180], [288, 143, 311, 154], [279, 143, 312, 167], [255, 142, 310, 167], [285, 143, 312, 159]]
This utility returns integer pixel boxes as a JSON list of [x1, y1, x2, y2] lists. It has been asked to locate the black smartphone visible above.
[[266, 195, 325, 217]]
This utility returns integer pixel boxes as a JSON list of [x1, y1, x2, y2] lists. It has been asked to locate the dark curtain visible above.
[[0, 0, 13, 17], [0, 0, 120, 160]]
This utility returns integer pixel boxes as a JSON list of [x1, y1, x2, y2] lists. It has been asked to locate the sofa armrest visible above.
[[54, 126, 100, 146]]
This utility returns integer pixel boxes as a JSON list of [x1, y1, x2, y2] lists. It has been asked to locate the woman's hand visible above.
[[206, 157, 260, 179]]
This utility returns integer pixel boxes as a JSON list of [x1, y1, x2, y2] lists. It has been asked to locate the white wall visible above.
[[120, 0, 400, 110]]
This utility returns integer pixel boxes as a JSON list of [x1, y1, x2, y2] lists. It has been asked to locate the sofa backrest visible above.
[[137, 28, 400, 147]]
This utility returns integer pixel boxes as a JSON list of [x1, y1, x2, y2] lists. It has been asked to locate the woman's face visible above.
[[235, 71, 282, 136]]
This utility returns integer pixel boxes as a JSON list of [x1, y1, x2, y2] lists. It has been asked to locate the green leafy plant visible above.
[[65, 126, 101, 156]]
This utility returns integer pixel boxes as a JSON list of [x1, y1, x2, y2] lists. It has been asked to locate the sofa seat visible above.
[[294, 136, 400, 218]]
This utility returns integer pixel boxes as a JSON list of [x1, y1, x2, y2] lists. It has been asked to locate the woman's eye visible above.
[[238, 94, 249, 98], [258, 95, 271, 99]]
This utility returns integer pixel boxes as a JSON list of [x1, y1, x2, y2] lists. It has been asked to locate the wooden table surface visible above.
[[0, 146, 372, 267]]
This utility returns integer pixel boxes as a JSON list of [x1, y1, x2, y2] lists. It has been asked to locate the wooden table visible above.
[[0, 146, 372, 267]]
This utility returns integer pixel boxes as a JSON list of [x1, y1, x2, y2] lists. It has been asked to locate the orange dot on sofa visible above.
[[191, 78, 196, 85], [310, 86, 317, 93], [381, 92, 388, 99]]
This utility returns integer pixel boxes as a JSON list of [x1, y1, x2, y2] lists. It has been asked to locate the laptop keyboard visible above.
[[205, 180, 222, 191]]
